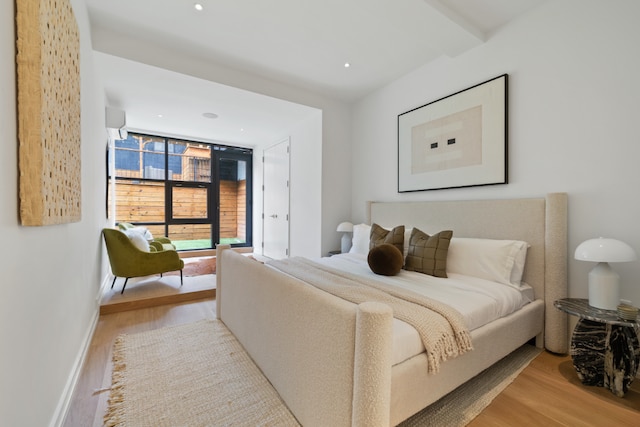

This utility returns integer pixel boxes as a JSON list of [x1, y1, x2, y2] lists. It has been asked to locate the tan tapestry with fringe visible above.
[[16, 0, 81, 226]]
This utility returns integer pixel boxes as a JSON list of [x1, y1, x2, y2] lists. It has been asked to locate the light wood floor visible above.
[[63, 298, 217, 427], [469, 351, 640, 426], [63, 298, 640, 426]]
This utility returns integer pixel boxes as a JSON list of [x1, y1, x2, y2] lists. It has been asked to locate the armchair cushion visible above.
[[118, 222, 176, 250], [123, 229, 150, 252], [119, 222, 153, 239], [149, 241, 176, 252]]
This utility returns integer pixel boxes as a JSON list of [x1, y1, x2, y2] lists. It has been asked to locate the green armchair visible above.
[[102, 228, 184, 294]]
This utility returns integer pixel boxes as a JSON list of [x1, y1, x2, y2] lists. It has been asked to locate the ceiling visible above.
[[86, 0, 546, 146], [95, 51, 319, 146]]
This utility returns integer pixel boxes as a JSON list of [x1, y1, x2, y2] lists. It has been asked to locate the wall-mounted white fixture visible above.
[[575, 237, 637, 310], [337, 222, 353, 253], [105, 107, 127, 140]]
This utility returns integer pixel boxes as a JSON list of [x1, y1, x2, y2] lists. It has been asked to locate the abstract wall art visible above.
[[16, 0, 81, 225], [398, 74, 508, 192]]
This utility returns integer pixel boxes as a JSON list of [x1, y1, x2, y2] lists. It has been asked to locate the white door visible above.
[[262, 139, 290, 259]]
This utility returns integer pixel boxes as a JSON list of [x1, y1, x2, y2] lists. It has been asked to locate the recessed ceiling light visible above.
[[240, 128, 244, 132], [344, 62, 351, 68], [202, 112, 218, 119], [157, 114, 163, 118], [194, 3, 204, 11]]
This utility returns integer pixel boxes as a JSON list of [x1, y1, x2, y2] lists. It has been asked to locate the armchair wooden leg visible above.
[[180, 270, 183, 287], [121, 278, 130, 294], [111, 276, 117, 289]]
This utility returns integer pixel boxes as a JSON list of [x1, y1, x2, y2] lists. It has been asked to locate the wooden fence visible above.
[[114, 180, 246, 241]]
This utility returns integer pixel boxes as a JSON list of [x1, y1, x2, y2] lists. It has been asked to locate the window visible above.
[[109, 133, 252, 251]]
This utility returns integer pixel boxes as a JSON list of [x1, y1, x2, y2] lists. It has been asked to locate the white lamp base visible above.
[[340, 233, 352, 254], [588, 262, 620, 310]]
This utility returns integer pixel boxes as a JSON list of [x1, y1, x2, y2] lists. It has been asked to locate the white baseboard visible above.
[[49, 305, 100, 427], [96, 273, 112, 304]]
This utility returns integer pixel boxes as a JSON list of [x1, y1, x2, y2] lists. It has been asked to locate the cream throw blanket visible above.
[[268, 257, 473, 373]]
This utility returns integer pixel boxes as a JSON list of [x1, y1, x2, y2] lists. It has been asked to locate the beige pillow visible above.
[[369, 223, 405, 254], [404, 228, 453, 278]]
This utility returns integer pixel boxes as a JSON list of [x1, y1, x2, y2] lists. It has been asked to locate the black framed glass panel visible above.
[[109, 132, 253, 251]]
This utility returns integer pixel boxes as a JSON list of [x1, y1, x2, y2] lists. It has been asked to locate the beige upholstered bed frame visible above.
[[216, 193, 568, 426]]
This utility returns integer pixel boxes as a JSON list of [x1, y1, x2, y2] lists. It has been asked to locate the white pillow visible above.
[[446, 237, 528, 288], [510, 243, 528, 287], [403, 227, 413, 257], [349, 223, 371, 255], [132, 226, 154, 241], [123, 229, 150, 252]]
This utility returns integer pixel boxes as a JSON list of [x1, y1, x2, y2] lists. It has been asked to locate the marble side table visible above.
[[554, 298, 640, 397]]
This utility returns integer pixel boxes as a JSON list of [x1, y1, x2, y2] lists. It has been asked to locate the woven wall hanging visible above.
[[16, 0, 81, 226]]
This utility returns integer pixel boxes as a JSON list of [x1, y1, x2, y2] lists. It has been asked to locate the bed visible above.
[[216, 193, 568, 426]]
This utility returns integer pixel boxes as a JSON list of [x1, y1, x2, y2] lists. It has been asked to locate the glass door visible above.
[[214, 148, 253, 248], [167, 140, 213, 250]]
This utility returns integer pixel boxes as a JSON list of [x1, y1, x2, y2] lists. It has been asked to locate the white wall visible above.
[[252, 110, 323, 258], [91, 28, 353, 257], [351, 0, 640, 304], [0, 1, 107, 425], [289, 110, 324, 257]]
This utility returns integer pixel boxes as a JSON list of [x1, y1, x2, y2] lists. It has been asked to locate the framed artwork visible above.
[[16, 0, 81, 225], [398, 74, 508, 192]]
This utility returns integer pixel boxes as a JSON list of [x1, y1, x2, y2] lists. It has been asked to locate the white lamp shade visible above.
[[575, 237, 636, 310], [337, 222, 353, 233], [574, 238, 637, 262]]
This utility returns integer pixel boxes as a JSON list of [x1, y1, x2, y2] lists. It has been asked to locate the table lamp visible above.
[[337, 222, 353, 253], [574, 237, 637, 310]]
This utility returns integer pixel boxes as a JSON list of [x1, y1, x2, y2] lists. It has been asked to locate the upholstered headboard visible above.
[[368, 193, 568, 353]]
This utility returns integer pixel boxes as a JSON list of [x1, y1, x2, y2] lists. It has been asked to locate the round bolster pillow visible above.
[[367, 243, 404, 276]]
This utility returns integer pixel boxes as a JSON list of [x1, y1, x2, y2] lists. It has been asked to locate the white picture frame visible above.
[[398, 74, 508, 192]]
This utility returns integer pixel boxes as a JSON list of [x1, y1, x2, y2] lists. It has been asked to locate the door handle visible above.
[[270, 214, 278, 219]]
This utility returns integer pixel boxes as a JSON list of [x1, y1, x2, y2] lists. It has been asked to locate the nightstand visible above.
[[554, 298, 639, 397]]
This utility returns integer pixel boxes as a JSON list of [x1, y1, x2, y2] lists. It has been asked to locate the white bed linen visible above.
[[313, 253, 533, 365]]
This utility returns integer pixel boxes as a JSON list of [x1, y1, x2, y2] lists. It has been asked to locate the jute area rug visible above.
[[104, 320, 541, 426]]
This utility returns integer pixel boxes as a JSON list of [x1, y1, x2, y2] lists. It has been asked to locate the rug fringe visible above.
[[92, 387, 111, 395], [104, 335, 127, 427]]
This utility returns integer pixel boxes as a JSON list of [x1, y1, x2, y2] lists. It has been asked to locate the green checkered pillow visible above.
[[369, 223, 405, 255], [404, 228, 453, 278]]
